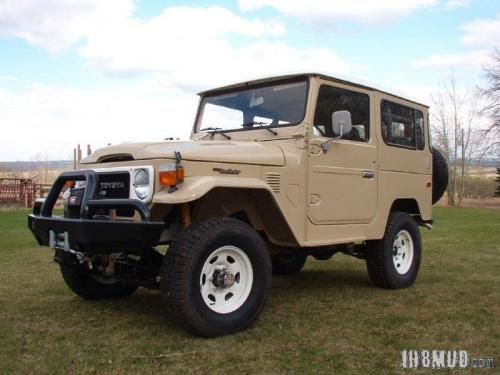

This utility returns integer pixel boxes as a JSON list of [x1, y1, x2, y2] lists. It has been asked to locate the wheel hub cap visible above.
[[211, 268, 235, 288]]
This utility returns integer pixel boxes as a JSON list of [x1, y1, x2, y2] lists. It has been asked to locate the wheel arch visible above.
[[190, 187, 299, 247], [389, 198, 422, 220]]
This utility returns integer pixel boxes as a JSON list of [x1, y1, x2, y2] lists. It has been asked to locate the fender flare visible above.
[[152, 176, 275, 204]]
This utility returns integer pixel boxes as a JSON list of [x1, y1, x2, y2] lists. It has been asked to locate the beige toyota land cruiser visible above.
[[28, 73, 448, 337]]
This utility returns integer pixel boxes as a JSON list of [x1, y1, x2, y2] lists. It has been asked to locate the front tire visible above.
[[366, 211, 422, 289], [161, 217, 272, 337], [60, 264, 137, 300]]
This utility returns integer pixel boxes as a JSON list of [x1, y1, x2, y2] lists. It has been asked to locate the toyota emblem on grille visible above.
[[99, 182, 126, 189]]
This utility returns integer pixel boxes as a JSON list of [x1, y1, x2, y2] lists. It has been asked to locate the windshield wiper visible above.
[[240, 121, 278, 136], [200, 127, 231, 140]]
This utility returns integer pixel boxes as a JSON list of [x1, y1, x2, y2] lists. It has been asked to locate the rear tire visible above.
[[366, 211, 422, 289], [161, 217, 271, 337], [60, 264, 137, 300], [271, 254, 307, 275]]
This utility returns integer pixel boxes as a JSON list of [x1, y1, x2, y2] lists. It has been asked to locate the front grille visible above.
[[96, 172, 130, 199], [64, 171, 131, 219]]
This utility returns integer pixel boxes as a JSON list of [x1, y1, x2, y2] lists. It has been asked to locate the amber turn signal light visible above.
[[159, 170, 176, 186], [159, 164, 185, 186]]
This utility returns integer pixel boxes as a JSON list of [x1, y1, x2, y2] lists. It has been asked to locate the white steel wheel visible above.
[[392, 230, 414, 275], [200, 245, 254, 314]]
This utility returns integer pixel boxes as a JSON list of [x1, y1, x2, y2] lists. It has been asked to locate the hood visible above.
[[81, 140, 286, 166]]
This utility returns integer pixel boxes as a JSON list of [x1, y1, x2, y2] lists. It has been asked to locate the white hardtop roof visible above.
[[198, 72, 429, 108]]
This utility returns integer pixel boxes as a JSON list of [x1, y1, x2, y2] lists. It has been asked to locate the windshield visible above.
[[195, 78, 308, 133]]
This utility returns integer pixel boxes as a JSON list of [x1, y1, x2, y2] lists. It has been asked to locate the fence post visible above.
[[21, 180, 26, 208], [78, 144, 82, 168], [27, 180, 33, 208], [19, 179, 24, 203]]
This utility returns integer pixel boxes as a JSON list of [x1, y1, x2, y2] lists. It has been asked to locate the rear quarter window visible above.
[[381, 100, 425, 150]]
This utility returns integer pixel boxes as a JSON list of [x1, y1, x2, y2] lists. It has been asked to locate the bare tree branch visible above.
[[478, 48, 500, 142]]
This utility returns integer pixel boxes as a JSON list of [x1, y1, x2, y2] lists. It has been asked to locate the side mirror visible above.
[[331, 110, 352, 138]]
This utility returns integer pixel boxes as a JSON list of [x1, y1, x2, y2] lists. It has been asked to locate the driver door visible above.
[[308, 83, 377, 225]]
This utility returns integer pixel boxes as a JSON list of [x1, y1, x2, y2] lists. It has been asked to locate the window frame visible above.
[[194, 77, 310, 134], [415, 109, 425, 151], [427, 112, 433, 149], [313, 83, 371, 143], [380, 99, 426, 151]]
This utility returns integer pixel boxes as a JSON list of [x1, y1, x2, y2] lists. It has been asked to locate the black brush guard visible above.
[[28, 170, 164, 255]]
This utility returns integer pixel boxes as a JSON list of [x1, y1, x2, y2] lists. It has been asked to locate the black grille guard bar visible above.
[[40, 170, 151, 220], [87, 199, 151, 221], [41, 170, 98, 218]]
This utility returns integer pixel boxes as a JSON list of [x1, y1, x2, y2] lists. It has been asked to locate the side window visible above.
[[381, 101, 426, 150], [313, 85, 370, 142]]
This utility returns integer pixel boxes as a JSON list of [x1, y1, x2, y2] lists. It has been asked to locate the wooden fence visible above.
[[0, 178, 55, 208]]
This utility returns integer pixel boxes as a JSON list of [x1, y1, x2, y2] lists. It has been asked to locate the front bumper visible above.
[[28, 170, 164, 255]]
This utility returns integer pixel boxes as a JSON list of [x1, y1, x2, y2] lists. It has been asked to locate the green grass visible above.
[[0, 208, 498, 374]]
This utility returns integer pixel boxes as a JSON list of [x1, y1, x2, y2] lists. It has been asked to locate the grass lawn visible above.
[[0, 208, 498, 373]]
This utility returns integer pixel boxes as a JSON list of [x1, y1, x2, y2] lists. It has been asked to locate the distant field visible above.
[[436, 197, 500, 209], [0, 168, 65, 185], [0, 208, 498, 373]]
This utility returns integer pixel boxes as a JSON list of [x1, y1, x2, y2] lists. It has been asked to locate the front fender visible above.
[[152, 176, 273, 204]]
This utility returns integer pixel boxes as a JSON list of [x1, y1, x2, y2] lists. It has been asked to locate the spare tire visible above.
[[431, 147, 449, 204]]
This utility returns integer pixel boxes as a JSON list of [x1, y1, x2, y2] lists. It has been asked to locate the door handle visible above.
[[362, 170, 375, 179]]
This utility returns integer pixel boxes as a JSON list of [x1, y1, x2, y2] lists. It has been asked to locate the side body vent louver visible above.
[[265, 173, 281, 193]]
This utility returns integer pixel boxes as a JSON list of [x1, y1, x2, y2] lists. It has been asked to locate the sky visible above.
[[0, 0, 499, 161]]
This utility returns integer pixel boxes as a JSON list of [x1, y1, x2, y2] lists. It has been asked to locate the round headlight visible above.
[[134, 169, 150, 200]]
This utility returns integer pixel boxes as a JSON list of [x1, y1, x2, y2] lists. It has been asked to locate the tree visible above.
[[478, 48, 500, 155], [431, 74, 485, 206]]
